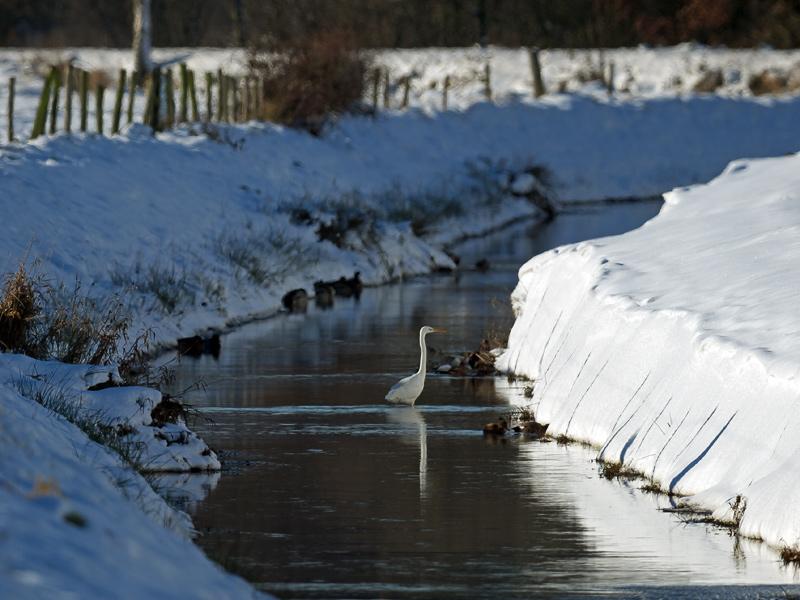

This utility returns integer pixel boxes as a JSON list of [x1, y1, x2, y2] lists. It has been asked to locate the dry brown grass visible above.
[[0, 264, 40, 353], [250, 30, 368, 133], [0, 264, 134, 366]]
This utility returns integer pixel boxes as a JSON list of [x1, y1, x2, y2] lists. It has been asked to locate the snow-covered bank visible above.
[[6, 94, 800, 350], [498, 151, 800, 553], [0, 354, 262, 598]]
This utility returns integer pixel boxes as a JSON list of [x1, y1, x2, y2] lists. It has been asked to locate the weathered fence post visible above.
[[240, 77, 248, 121], [382, 69, 391, 108], [143, 66, 161, 130], [529, 48, 545, 98], [255, 77, 264, 119], [250, 79, 257, 119], [443, 75, 450, 110], [31, 67, 55, 139], [126, 71, 136, 124], [95, 85, 105, 134], [216, 69, 225, 122], [111, 68, 126, 134], [606, 61, 615, 96], [48, 67, 61, 135], [371, 68, 380, 114], [179, 63, 188, 123], [204, 72, 213, 122], [7, 77, 15, 142], [484, 62, 492, 101], [165, 68, 175, 128], [401, 76, 411, 108], [189, 70, 199, 121], [79, 70, 89, 132], [64, 64, 74, 132], [231, 77, 239, 122]]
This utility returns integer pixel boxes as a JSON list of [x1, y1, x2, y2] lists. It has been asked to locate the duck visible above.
[[482, 418, 508, 436]]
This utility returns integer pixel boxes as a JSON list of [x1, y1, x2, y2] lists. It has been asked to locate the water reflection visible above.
[[386, 407, 428, 499]]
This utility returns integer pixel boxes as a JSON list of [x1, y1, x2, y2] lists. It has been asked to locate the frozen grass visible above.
[[214, 224, 314, 285], [12, 376, 146, 471], [110, 261, 195, 315]]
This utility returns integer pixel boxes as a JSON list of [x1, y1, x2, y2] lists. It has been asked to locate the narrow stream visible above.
[[164, 202, 799, 599]]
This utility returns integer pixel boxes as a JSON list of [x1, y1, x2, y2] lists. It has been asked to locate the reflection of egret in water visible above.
[[386, 406, 428, 499]]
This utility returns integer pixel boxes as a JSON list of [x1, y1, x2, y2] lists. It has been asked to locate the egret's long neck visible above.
[[418, 331, 428, 375]]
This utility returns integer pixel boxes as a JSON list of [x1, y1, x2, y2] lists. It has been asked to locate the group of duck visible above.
[[281, 272, 363, 313]]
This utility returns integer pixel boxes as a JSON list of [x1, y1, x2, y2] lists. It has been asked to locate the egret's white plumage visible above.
[[385, 326, 446, 406]]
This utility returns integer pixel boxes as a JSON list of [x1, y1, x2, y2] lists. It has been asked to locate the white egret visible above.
[[385, 326, 446, 406]]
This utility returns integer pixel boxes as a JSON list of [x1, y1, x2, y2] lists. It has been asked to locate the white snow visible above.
[[0, 353, 263, 599], [1, 353, 220, 472], [498, 151, 800, 553]]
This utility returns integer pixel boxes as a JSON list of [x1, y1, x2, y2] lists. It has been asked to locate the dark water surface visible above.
[[166, 202, 799, 598]]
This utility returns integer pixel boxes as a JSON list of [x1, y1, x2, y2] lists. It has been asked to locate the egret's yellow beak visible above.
[[432, 327, 447, 334]]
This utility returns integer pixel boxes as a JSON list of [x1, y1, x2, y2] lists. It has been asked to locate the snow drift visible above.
[[498, 151, 800, 552], [0, 353, 262, 599]]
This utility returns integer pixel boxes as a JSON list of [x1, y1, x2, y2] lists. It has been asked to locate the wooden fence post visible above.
[[443, 75, 450, 110], [231, 77, 239, 122], [111, 68, 126, 134], [606, 61, 615, 96], [126, 71, 136, 124], [179, 63, 188, 123], [143, 66, 161, 130], [401, 76, 411, 108], [484, 62, 492, 101], [240, 77, 250, 122], [165, 68, 175, 128], [255, 77, 264, 119], [48, 67, 61, 135], [382, 68, 391, 108], [189, 70, 199, 121], [95, 85, 105, 134], [7, 77, 15, 142], [204, 72, 213, 122], [31, 67, 55, 139], [80, 70, 89, 132], [217, 69, 225, 122], [64, 64, 74, 132], [371, 68, 380, 114], [529, 48, 546, 98]]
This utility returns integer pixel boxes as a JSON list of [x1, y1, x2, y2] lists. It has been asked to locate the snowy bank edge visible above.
[[497, 154, 800, 554]]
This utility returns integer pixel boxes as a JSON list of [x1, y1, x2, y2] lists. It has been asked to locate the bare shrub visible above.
[[250, 30, 369, 133], [0, 264, 41, 353], [30, 281, 130, 364], [0, 263, 140, 366]]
